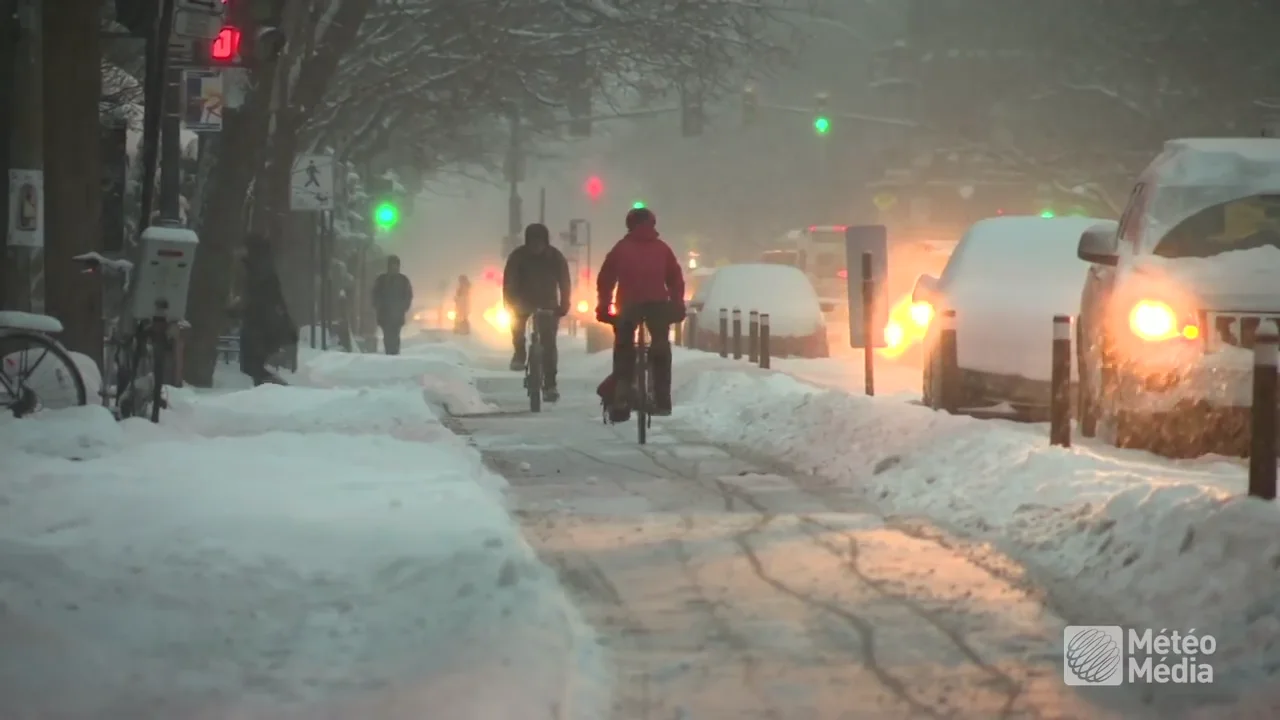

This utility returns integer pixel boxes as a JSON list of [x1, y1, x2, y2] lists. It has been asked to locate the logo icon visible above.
[[1064, 626, 1124, 685]]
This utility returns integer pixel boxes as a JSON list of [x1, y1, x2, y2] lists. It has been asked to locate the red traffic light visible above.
[[583, 175, 604, 201], [211, 26, 241, 61]]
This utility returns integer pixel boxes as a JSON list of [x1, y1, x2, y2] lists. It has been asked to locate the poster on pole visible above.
[[290, 154, 335, 211], [7, 169, 44, 248], [181, 68, 224, 132]]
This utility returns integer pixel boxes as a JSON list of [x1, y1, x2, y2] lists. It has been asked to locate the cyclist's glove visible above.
[[595, 305, 611, 324], [556, 305, 570, 318], [671, 301, 687, 322]]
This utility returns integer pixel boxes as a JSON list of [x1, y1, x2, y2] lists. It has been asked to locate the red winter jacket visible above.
[[596, 224, 685, 311]]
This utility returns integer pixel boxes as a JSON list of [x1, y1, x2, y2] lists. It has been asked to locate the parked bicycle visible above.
[[0, 311, 88, 418], [76, 224, 197, 423], [521, 308, 558, 412], [74, 251, 171, 422]]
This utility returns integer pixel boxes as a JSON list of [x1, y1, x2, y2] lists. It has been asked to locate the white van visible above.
[[1075, 138, 1280, 456]]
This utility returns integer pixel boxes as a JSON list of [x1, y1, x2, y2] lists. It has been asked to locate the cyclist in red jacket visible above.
[[595, 207, 686, 418]]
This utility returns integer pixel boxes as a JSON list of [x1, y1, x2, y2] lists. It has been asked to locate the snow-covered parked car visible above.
[[1076, 137, 1280, 457], [688, 263, 829, 358], [913, 214, 1116, 418]]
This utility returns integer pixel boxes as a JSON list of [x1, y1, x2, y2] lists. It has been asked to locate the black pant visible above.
[[612, 302, 673, 405], [381, 323, 402, 355], [512, 311, 560, 386]]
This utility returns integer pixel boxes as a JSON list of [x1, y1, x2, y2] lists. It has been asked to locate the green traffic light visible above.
[[814, 116, 830, 135], [1039, 209, 1055, 218], [374, 202, 400, 229], [632, 201, 646, 209]]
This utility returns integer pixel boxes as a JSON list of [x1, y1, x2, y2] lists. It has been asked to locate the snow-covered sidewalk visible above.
[[0, 339, 606, 719], [676, 367, 1280, 707]]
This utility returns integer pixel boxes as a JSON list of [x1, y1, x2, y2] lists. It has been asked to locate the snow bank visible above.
[[942, 216, 1111, 381], [163, 384, 460, 445], [298, 343, 495, 415], [0, 375, 607, 719], [697, 264, 824, 336], [677, 369, 1280, 696]]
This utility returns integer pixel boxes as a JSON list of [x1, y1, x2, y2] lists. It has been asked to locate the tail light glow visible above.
[[836, 269, 847, 279]]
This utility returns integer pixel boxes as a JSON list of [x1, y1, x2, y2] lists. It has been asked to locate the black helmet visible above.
[[625, 207, 655, 231], [524, 223, 550, 246]]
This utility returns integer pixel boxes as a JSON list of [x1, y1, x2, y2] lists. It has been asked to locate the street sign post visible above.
[[845, 225, 889, 349], [181, 69, 224, 132], [290, 154, 335, 211]]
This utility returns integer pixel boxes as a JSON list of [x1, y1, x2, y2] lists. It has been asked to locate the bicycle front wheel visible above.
[[0, 329, 88, 417]]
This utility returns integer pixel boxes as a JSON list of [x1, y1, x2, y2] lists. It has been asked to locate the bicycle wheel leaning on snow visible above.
[[0, 328, 88, 417]]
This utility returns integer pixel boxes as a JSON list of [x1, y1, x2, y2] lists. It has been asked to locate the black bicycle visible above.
[[522, 308, 556, 412], [602, 314, 656, 444]]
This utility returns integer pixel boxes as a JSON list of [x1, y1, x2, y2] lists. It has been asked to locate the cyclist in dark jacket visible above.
[[596, 207, 685, 418], [503, 223, 571, 398]]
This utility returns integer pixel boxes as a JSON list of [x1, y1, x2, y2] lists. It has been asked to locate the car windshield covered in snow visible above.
[[1152, 192, 1280, 259]]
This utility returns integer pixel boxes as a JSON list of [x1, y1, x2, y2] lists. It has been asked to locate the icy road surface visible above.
[[453, 358, 1153, 719]]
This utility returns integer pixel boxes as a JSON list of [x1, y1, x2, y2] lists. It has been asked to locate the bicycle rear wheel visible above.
[[0, 329, 88, 417], [527, 335, 543, 413], [636, 345, 648, 444], [149, 323, 168, 423]]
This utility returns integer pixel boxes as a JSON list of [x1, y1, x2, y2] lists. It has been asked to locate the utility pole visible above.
[[4, 0, 40, 311], [157, 0, 181, 222], [0, 0, 17, 308], [42, 0, 103, 360], [503, 109, 523, 258]]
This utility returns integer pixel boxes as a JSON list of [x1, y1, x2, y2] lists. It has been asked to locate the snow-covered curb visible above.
[[677, 369, 1280, 695]]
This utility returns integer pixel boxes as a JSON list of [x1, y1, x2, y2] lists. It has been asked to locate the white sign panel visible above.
[[176, 0, 223, 12], [7, 168, 43, 248], [173, 9, 221, 40], [181, 68, 223, 132], [290, 154, 335, 211]]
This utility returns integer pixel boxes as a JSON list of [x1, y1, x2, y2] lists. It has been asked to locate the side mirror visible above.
[[912, 274, 939, 304], [1077, 224, 1119, 266]]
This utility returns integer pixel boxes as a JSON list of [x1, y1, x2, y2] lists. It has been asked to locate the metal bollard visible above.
[[686, 310, 698, 350], [939, 309, 960, 413], [732, 308, 743, 359], [673, 317, 682, 346], [719, 308, 728, 358], [1250, 321, 1278, 499], [759, 313, 771, 369], [1050, 315, 1072, 447], [748, 310, 759, 363], [862, 252, 875, 396]]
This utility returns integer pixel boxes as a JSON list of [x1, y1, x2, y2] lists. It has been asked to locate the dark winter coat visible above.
[[503, 244, 570, 315], [372, 272, 413, 328], [240, 245, 296, 371]]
